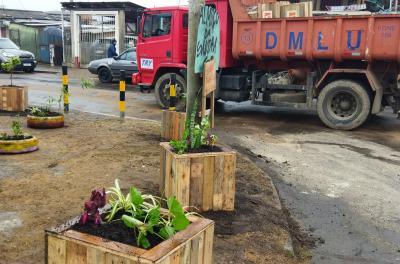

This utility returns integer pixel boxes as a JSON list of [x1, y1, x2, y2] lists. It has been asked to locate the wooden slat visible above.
[[161, 110, 166, 139], [213, 155, 224, 211], [180, 242, 191, 264], [203, 224, 215, 264], [105, 253, 135, 264], [47, 235, 67, 264], [66, 241, 87, 264], [160, 146, 166, 195], [190, 157, 204, 210], [189, 233, 204, 264], [202, 156, 215, 211], [0, 86, 27, 111], [86, 247, 105, 264], [175, 157, 191, 207], [164, 151, 173, 198], [222, 154, 236, 211]]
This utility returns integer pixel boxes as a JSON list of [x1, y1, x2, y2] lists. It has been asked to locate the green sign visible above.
[[195, 6, 220, 73]]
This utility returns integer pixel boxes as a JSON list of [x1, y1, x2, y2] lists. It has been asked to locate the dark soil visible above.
[[28, 108, 62, 117], [182, 145, 223, 154], [0, 135, 32, 140], [70, 213, 164, 250]]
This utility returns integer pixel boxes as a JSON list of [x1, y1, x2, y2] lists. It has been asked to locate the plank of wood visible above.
[[202, 156, 215, 211], [105, 253, 135, 264], [86, 247, 105, 264], [173, 111, 180, 141], [66, 241, 87, 264], [177, 112, 186, 140], [174, 157, 191, 207], [213, 155, 224, 210], [180, 242, 191, 264], [190, 157, 204, 210], [203, 224, 215, 264], [165, 151, 173, 198], [203, 60, 217, 96], [222, 154, 236, 211], [190, 233, 204, 264], [160, 146, 166, 195], [161, 110, 166, 139], [47, 235, 67, 264]]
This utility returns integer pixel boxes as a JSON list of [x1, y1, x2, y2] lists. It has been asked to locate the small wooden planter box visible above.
[[160, 142, 236, 212], [0, 86, 28, 112], [161, 110, 186, 141], [45, 215, 214, 264]]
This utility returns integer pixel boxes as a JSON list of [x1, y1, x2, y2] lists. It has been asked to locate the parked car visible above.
[[0, 37, 37, 73], [88, 48, 137, 83]]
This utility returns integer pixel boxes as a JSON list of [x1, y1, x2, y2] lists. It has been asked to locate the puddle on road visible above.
[[0, 212, 22, 234]]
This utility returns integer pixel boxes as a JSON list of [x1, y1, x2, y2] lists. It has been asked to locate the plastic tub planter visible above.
[[45, 214, 214, 264]]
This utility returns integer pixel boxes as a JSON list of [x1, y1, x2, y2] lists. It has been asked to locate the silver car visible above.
[[88, 48, 137, 83]]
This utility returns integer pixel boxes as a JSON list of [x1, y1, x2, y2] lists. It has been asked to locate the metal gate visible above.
[[79, 14, 116, 65]]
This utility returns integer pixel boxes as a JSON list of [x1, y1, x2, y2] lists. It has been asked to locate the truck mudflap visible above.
[[315, 68, 384, 114]]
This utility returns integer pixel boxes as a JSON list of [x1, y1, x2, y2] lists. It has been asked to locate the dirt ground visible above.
[[0, 111, 311, 264]]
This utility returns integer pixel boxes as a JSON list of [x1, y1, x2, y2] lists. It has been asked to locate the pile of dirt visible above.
[[0, 110, 311, 264]]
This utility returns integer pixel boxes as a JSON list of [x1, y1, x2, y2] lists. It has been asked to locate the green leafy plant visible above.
[[81, 78, 95, 90], [0, 120, 29, 140], [106, 180, 192, 249], [1, 56, 21, 86], [170, 95, 217, 154]]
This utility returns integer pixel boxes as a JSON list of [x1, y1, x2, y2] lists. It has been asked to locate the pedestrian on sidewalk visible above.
[[107, 39, 118, 58]]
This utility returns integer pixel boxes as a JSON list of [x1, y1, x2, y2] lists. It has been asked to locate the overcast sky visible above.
[[0, 0, 188, 11]]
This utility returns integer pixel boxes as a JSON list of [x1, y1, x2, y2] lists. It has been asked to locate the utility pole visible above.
[[186, 0, 204, 116]]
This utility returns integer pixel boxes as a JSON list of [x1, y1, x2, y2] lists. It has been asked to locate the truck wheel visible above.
[[317, 80, 371, 130], [155, 73, 186, 111]]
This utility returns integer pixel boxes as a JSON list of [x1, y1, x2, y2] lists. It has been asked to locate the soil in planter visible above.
[[70, 213, 164, 249], [171, 145, 223, 154], [0, 135, 33, 141]]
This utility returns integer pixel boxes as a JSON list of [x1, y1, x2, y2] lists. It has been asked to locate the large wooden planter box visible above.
[[0, 86, 28, 112], [160, 142, 236, 212], [161, 110, 186, 141], [45, 215, 214, 264]]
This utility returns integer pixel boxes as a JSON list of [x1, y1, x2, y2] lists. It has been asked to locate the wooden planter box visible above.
[[161, 110, 186, 141], [160, 142, 236, 212], [0, 86, 28, 112], [45, 215, 214, 264], [27, 115, 64, 129]]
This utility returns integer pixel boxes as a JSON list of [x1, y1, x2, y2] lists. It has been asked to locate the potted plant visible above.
[[0, 57, 28, 112], [27, 78, 94, 129], [45, 179, 214, 264], [0, 120, 38, 154], [160, 100, 237, 212]]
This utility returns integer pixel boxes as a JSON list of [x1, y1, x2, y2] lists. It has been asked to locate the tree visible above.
[[1, 56, 21, 86]]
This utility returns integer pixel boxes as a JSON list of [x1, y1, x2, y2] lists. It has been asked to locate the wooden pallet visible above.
[[0, 86, 28, 112], [46, 214, 215, 264], [160, 142, 237, 212], [161, 110, 186, 141]]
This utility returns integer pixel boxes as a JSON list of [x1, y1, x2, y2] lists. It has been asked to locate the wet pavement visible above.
[[1, 69, 400, 264]]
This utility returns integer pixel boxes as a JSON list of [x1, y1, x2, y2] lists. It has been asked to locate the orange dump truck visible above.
[[227, 0, 400, 130], [135, 0, 400, 130]]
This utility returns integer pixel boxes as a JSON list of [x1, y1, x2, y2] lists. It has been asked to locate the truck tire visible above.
[[317, 80, 371, 130], [155, 73, 186, 111]]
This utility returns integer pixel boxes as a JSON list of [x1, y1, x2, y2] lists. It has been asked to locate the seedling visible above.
[[0, 120, 29, 140], [1, 56, 21, 86]]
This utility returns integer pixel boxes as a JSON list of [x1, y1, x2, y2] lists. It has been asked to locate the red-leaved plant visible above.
[[80, 188, 107, 225]]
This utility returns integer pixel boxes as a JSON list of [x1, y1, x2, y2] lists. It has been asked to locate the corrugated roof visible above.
[[0, 8, 63, 20], [61, 1, 144, 11]]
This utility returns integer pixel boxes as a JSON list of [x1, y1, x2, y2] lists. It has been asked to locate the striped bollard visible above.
[[62, 65, 69, 112], [169, 73, 177, 111], [119, 70, 126, 119]]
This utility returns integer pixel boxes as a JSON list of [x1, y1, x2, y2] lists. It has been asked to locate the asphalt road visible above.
[[1, 70, 400, 264]]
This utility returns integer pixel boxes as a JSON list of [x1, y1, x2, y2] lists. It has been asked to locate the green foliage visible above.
[[11, 121, 23, 137], [106, 180, 192, 249], [170, 96, 218, 154], [1, 56, 21, 86], [80, 78, 95, 90]]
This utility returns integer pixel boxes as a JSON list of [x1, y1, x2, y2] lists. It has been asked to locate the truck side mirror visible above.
[[137, 15, 142, 34]]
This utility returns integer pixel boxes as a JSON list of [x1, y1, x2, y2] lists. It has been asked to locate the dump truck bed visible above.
[[229, 0, 400, 63]]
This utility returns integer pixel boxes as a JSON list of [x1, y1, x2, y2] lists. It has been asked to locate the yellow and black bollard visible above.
[[62, 65, 69, 112], [169, 73, 177, 111], [119, 70, 126, 119]]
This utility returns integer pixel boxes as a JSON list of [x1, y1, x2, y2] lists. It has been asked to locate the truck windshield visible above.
[[0, 38, 19, 49], [143, 13, 172, 38]]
